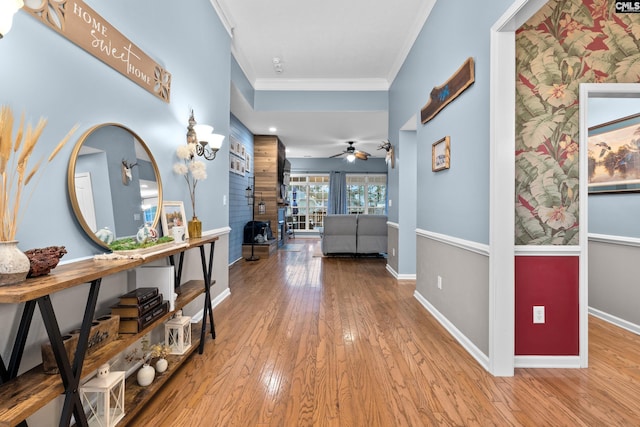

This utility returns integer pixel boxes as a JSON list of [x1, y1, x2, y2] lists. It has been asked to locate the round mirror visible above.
[[67, 123, 163, 249]]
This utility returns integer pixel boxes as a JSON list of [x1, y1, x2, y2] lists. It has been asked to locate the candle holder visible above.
[[80, 368, 125, 427]]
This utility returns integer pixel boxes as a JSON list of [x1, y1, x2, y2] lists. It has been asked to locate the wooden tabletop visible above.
[[0, 234, 218, 304]]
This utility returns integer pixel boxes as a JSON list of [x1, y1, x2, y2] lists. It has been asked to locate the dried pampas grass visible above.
[[0, 106, 78, 241]]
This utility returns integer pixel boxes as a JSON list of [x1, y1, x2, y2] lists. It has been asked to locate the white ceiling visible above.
[[214, 0, 435, 159]]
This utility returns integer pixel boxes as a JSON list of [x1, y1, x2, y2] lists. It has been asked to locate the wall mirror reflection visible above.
[[67, 123, 163, 249]]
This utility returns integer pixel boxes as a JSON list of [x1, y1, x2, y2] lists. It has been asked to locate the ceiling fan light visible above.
[[346, 153, 356, 162]]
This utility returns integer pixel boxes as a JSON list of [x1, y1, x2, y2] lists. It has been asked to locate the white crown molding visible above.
[[231, 47, 257, 90], [253, 78, 390, 92], [386, 0, 437, 84], [208, 0, 234, 38], [416, 228, 489, 257]]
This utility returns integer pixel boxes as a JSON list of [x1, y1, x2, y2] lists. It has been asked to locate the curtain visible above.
[[328, 171, 346, 214]]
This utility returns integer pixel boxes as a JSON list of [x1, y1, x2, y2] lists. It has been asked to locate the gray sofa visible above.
[[321, 214, 387, 255]]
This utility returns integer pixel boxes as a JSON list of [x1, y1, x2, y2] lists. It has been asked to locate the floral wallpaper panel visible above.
[[515, 0, 640, 245]]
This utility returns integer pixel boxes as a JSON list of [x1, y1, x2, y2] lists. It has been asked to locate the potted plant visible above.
[[0, 106, 77, 285], [125, 343, 155, 387], [173, 142, 207, 238], [149, 343, 171, 373]]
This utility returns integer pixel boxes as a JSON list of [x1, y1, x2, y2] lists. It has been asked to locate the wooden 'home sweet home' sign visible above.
[[23, 0, 171, 102]]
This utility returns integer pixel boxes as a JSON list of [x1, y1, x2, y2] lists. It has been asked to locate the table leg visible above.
[[0, 300, 36, 384], [37, 279, 101, 427], [168, 252, 185, 290], [198, 242, 216, 354]]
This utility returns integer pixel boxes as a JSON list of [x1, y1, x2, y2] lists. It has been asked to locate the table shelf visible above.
[[0, 235, 218, 427], [119, 323, 203, 426]]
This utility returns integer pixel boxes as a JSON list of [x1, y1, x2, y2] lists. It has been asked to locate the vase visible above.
[[155, 358, 168, 373], [188, 216, 202, 239], [0, 241, 30, 286], [137, 363, 155, 386]]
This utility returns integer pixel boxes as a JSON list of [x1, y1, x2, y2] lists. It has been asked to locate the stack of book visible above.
[[112, 287, 169, 334]]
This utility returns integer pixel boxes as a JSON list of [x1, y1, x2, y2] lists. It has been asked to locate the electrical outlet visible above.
[[392, 248, 396, 256], [533, 306, 545, 324], [389, 199, 393, 207], [437, 275, 442, 290], [223, 195, 227, 206]]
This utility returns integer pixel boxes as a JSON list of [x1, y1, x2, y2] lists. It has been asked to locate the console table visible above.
[[0, 234, 218, 427]]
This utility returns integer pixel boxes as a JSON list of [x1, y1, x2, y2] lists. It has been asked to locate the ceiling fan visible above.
[[329, 141, 371, 161]]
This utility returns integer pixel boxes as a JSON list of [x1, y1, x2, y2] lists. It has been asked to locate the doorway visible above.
[[579, 83, 640, 366]]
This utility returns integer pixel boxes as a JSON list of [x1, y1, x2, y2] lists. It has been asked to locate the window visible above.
[[288, 175, 329, 231], [346, 174, 387, 215]]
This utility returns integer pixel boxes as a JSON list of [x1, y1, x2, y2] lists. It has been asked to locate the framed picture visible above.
[[245, 152, 251, 172], [230, 156, 236, 174], [588, 113, 640, 193], [432, 136, 450, 172], [161, 201, 188, 238], [229, 135, 245, 159]]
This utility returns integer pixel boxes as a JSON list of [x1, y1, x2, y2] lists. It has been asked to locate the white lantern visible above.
[[80, 370, 125, 427], [164, 312, 192, 355]]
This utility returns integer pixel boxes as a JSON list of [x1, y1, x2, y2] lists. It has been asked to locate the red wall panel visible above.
[[515, 256, 579, 356]]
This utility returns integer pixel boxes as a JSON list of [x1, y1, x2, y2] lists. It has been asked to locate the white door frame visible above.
[[579, 83, 640, 368], [489, 0, 547, 376]]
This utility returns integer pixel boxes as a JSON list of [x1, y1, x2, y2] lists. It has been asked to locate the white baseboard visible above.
[[229, 256, 243, 266], [514, 356, 581, 369], [589, 307, 640, 336], [385, 264, 416, 281], [191, 287, 231, 323], [413, 290, 489, 371]]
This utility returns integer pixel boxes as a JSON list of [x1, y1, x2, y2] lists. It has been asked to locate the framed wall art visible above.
[[588, 113, 640, 193], [161, 201, 188, 238], [229, 135, 246, 159], [432, 136, 451, 172]]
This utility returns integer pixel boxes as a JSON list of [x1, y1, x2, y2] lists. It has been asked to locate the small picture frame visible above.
[[161, 201, 188, 239], [432, 136, 450, 172], [245, 152, 251, 172]]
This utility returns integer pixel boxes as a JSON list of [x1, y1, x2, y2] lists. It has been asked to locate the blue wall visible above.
[[1, 0, 231, 257], [229, 115, 254, 262], [588, 97, 640, 238], [389, 0, 513, 245]]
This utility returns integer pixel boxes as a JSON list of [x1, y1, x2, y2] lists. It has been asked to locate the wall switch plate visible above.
[[533, 306, 545, 324], [392, 248, 396, 256], [437, 275, 442, 290], [223, 195, 227, 206]]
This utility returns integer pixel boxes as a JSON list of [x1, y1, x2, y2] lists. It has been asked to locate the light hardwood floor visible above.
[[132, 239, 640, 426]]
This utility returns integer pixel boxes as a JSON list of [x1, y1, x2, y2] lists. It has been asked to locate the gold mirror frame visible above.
[[67, 123, 163, 249]]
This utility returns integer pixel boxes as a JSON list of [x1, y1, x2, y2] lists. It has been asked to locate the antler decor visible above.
[[377, 140, 395, 169]]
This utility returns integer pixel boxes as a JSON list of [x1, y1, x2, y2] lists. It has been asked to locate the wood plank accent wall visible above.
[[253, 135, 285, 242]]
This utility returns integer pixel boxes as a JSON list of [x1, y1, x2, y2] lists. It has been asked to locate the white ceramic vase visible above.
[[0, 241, 30, 286], [155, 358, 168, 373], [137, 363, 155, 386]]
